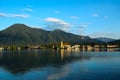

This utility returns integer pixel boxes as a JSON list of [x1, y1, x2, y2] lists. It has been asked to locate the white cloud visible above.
[[69, 24, 88, 35], [0, 13, 7, 17], [69, 22, 90, 35], [92, 14, 99, 17], [21, 8, 33, 12], [75, 22, 92, 29], [45, 17, 70, 26], [77, 25, 87, 28], [70, 16, 79, 19], [44, 17, 71, 31], [24, 8, 32, 12], [10, 14, 30, 18], [0, 12, 30, 18], [89, 32, 120, 39]]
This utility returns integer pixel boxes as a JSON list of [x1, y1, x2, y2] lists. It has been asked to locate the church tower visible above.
[[61, 41, 64, 48]]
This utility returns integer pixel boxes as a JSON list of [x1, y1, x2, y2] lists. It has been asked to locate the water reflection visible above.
[[47, 65, 71, 80], [107, 48, 120, 52], [0, 50, 91, 74], [80, 48, 120, 52], [0, 49, 120, 80]]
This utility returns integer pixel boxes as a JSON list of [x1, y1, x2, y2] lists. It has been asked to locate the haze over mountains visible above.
[[0, 24, 118, 45], [95, 37, 115, 43]]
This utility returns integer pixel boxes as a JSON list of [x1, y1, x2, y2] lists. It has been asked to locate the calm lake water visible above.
[[0, 49, 120, 80]]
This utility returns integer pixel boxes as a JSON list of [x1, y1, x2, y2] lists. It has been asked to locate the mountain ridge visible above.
[[95, 37, 116, 43], [0, 24, 104, 45], [109, 39, 120, 45]]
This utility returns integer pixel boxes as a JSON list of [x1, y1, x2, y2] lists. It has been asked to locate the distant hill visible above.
[[109, 39, 120, 45], [95, 37, 115, 43], [0, 24, 103, 45]]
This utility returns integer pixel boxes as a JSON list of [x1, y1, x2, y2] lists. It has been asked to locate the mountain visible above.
[[0, 24, 103, 45], [109, 39, 120, 45], [95, 37, 115, 43]]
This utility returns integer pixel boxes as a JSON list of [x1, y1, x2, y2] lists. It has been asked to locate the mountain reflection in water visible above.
[[0, 49, 120, 80], [0, 49, 90, 74]]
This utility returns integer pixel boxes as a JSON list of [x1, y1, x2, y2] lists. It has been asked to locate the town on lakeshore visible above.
[[0, 24, 119, 52], [0, 41, 120, 51]]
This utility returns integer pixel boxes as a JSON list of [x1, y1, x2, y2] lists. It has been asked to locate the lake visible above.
[[0, 49, 120, 80]]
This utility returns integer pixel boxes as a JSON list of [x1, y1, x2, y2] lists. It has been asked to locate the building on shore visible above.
[[60, 41, 71, 49], [72, 45, 80, 49], [0, 47, 3, 51], [107, 45, 118, 48]]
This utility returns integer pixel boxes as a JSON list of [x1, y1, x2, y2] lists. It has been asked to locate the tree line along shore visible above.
[[0, 41, 120, 51]]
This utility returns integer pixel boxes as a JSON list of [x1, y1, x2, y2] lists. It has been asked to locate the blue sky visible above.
[[0, 0, 120, 39]]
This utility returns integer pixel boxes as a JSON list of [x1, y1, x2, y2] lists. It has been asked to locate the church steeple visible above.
[[61, 41, 64, 48]]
